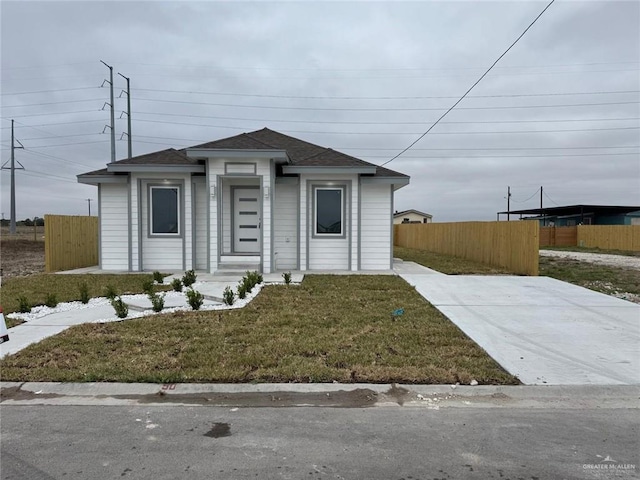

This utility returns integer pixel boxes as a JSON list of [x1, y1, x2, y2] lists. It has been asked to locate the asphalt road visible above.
[[1, 404, 638, 480]]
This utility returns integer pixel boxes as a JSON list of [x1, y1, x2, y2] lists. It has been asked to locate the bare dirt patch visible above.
[[1, 240, 45, 280], [540, 249, 640, 270]]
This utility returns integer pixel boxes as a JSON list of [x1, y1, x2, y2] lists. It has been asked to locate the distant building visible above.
[[394, 209, 433, 224], [498, 205, 640, 226]]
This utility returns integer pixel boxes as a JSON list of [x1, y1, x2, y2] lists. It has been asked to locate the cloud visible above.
[[1, 1, 638, 221]]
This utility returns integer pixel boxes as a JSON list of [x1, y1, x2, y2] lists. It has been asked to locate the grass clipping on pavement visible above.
[[0, 275, 518, 385]]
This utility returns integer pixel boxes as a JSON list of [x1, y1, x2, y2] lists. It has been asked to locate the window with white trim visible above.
[[150, 186, 180, 235], [315, 187, 343, 235]]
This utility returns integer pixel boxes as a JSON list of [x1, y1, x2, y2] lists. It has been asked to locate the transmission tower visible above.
[[1, 120, 25, 234]]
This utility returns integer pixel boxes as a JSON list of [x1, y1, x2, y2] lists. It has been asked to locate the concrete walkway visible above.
[[396, 262, 640, 386]]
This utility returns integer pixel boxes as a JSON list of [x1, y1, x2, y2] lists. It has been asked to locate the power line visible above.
[[0, 119, 105, 129], [132, 118, 638, 135], [360, 152, 639, 159], [114, 59, 640, 72], [131, 96, 639, 112], [382, 0, 557, 166], [543, 190, 560, 206], [337, 145, 640, 151], [24, 140, 110, 149], [132, 87, 640, 101], [134, 110, 640, 126], [1, 109, 102, 119], [511, 187, 542, 204], [21, 147, 98, 169], [1, 86, 101, 96], [2, 98, 106, 109]]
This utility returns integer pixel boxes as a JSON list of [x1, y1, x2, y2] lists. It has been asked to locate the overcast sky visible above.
[[1, 0, 639, 222]]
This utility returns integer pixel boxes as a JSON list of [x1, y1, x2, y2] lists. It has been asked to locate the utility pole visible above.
[[1, 120, 25, 234], [101, 60, 116, 163], [507, 186, 511, 221], [118, 72, 132, 159], [540, 186, 544, 226], [86, 198, 92, 216]]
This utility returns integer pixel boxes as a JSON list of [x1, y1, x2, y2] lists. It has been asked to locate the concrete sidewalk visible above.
[[396, 263, 640, 386]]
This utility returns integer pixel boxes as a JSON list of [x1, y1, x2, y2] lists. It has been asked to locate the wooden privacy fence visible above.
[[394, 221, 539, 276], [540, 226, 577, 247], [577, 225, 640, 251], [45, 214, 99, 272]]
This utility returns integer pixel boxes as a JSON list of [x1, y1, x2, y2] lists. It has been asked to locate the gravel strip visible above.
[[539, 250, 640, 270]]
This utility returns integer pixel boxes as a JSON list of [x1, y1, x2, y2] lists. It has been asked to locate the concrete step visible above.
[[215, 263, 261, 276]]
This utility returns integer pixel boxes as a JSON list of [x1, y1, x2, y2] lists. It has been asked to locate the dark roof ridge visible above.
[[242, 130, 282, 149]]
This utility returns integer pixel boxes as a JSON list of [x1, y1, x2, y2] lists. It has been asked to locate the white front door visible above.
[[233, 187, 260, 253]]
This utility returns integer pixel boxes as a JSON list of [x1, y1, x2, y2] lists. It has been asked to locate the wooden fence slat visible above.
[[44, 214, 98, 272], [577, 225, 640, 251], [394, 221, 539, 276]]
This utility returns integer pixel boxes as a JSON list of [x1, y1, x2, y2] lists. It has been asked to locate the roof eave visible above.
[[282, 165, 377, 175], [77, 173, 128, 185], [106, 164, 205, 173]]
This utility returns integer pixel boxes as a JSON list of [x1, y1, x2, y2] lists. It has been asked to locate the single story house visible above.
[[393, 209, 432, 224], [78, 128, 409, 274], [498, 205, 640, 226]]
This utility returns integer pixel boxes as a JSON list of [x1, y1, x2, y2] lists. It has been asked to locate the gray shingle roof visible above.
[[80, 128, 408, 178], [108, 148, 197, 166]]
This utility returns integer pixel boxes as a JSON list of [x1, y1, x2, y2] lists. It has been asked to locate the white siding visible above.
[[193, 179, 208, 270], [135, 173, 191, 271], [302, 174, 357, 270], [273, 182, 298, 270], [360, 184, 392, 270], [99, 183, 129, 270]]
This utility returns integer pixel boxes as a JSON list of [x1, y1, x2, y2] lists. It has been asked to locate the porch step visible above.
[[215, 263, 261, 276]]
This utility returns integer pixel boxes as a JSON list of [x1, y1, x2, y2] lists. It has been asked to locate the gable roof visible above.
[[78, 128, 408, 180], [394, 209, 432, 218]]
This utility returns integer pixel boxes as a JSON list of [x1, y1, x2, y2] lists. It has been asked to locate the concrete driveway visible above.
[[397, 263, 640, 385]]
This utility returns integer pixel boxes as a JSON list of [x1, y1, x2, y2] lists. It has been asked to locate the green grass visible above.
[[0, 273, 171, 322], [394, 246, 510, 275], [539, 256, 640, 297], [541, 246, 640, 257], [0, 275, 518, 385]]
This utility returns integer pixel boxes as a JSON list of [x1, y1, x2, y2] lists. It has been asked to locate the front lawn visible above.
[[394, 246, 510, 275], [0, 275, 518, 385]]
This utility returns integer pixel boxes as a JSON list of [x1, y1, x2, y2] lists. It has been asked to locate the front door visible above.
[[233, 187, 260, 253]]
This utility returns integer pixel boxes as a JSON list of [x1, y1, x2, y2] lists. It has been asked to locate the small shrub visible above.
[[222, 286, 234, 306], [153, 271, 164, 284], [79, 282, 90, 304], [241, 276, 253, 294], [148, 292, 165, 313], [237, 281, 247, 299], [256, 272, 263, 284], [283, 272, 292, 285], [186, 288, 204, 310], [44, 293, 58, 308], [182, 269, 197, 287], [18, 296, 31, 313], [171, 278, 183, 292], [142, 279, 155, 295], [104, 285, 118, 300], [111, 296, 128, 318]]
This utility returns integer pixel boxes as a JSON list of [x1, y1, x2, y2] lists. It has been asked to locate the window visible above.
[[315, 187, 343, 236], [150, 186, 180, 235]]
